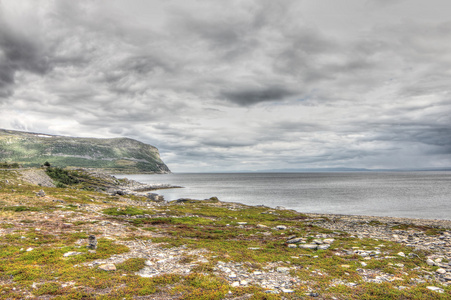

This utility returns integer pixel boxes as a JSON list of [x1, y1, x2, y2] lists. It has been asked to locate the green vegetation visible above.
[[45, 166, 80, 186], [0, 168, 450, 299], [0, 128, 170, 173], [0, 161, 20, 169]]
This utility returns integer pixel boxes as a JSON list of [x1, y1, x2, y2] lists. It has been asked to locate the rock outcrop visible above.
[[0, 129, 170, 173]]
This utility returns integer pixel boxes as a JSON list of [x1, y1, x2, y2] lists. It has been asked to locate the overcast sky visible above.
[[1, 0, 450, 172]]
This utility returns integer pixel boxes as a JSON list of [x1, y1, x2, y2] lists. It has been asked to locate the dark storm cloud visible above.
[[0, 21, 50, 97], [220, 86, 295, 106], [1, 0, 451, 171], [373, 124, 451, 149]]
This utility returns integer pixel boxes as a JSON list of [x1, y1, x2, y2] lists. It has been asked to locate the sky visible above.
[[1, 0, 450, 172]]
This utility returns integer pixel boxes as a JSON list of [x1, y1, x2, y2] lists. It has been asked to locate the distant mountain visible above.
[[0, 129, 170, 173]]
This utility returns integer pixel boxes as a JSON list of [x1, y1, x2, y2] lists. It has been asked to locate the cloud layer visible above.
[[1, 0, 450, 171]]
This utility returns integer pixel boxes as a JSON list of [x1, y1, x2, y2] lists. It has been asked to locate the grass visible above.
[[0, 168, 450, 299]]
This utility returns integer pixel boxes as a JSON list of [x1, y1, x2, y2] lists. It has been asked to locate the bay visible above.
[[116, 172, 451, 220]]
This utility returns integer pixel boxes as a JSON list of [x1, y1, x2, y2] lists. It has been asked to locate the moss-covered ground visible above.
[[0, 169, 450, 299]]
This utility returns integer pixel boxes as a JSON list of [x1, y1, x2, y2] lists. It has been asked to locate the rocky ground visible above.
[[18, 169, 56, 188], [1, 168, 450, 299]]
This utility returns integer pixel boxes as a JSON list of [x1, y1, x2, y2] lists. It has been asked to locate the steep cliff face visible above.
[[0, 129, 170, 173]]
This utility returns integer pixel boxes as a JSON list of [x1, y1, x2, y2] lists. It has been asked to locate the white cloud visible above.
[[1, 0, 450, 171]]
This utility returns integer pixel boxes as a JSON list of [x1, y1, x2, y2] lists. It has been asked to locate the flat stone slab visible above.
[[298, 244, 318, 250], [63, 251, 83, 257], [98, 263, 116, 271]]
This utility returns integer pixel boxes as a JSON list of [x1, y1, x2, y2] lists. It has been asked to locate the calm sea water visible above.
[[116, 172, 451, 220]]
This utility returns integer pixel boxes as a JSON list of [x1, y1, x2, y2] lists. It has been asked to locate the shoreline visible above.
[[110, 171, 451, 225], [2, 167, 451, 297], [302, 212, 451, 229], [115, 171, 451, 222], [19, 167, 451, 225]]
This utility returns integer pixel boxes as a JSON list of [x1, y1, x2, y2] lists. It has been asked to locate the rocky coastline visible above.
[[1, 168, 450, 298]]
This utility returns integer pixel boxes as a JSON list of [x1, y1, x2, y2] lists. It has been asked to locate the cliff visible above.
[[0, 129, 170, 173]]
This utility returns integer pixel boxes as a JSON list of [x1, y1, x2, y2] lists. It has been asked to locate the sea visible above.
[[115, 172, 451, 220]]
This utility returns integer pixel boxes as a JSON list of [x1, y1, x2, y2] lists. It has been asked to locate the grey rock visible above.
[[317, 244, 331, 250], [286, 237, 303, 244], [87, 235, 97, 249], [147, 193, 164, 202]]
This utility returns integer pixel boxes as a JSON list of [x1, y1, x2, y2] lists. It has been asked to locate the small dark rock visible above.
[[88, 235, 97, 249], [309, 292, 319, 297], [176, 198, 191, 203]]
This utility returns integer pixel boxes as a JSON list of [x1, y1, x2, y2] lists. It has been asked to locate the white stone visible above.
[[317, 245, 330, 250], [276, 225, 287, 230], [436, 268, 446, 274], [276, 267, 290, 274], [397, 252, 405, 257], [253, 271, 262, 275], [287, 244, 297, 248], [426, 259, 435, 266], [63, 251, 83, 257], [427, 286, 444, 293], [299, 244, 317, 250]]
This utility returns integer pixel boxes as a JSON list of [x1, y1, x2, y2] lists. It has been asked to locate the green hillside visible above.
[[0, 129, 170, 173]]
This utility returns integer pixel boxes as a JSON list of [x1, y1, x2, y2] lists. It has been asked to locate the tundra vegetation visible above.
[[0, 167, 450, 299], [0, 129, 170, 173]]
